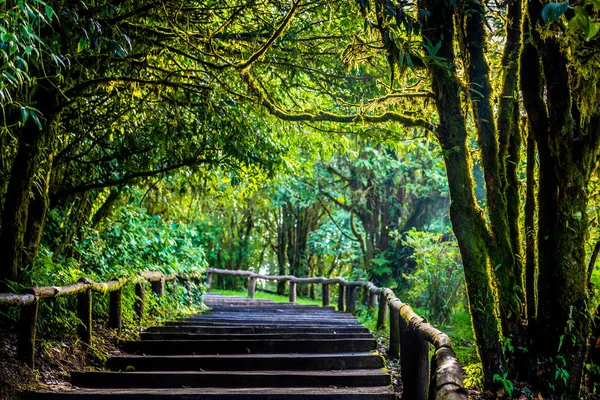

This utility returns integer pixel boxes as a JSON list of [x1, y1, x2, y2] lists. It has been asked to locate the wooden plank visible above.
[[77, 286, 93, 344], [337, 283, 345, 312], [322, 283, 330, 307], [388, 304, 400, 359], [247, 277, 257, 299], [0, 293, 36, 307], [17, 298, 39, 367], [376, 292, 388, 330], [135, 282, 146, 321], [109, 287, 123, 330], [288, 282, 297, 303]]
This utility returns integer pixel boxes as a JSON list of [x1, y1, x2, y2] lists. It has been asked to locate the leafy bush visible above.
[[402, 229, 466, 324], [10, 201, 208, 337], [76, 203, 207, 278]]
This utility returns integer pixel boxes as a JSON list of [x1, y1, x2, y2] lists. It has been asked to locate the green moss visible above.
[[439, 310, 479, 365]]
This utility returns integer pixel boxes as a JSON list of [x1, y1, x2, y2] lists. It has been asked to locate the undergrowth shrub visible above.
[[402, 229, 465, 324], [1, 202, 208, 339]]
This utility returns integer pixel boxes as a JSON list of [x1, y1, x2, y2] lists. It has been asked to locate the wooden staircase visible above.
[[26, 294, 395, 399]]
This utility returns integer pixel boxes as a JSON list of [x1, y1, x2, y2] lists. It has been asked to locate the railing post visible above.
[[322, 283, 330, 307], [428, 353, 437, 400], [109, 286, 123, 330], [17, 297, 39, 367], [377, 292, 388, 330], [389, 304, 400, 358], [337, 283, 345, 311], [169, 276, 177, 294], [151, 278, 165, 297], [346, 285, 357, 314], [401, 326, 430, 400], [77, 284, 93, 344], [247, 276, 257, 299], [368, 290, 378, 309], [135, 281, 146, 321], [289, 281, 297, 303], [206, 272, 213, 291], [185, 277, 193, 304]]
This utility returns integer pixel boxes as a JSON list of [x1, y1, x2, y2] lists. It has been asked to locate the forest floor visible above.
[[0, 316, 131, 400]]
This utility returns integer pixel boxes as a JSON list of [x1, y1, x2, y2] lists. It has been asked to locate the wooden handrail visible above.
[[0, 270, 203, 369], [206, 268, 468, 400]]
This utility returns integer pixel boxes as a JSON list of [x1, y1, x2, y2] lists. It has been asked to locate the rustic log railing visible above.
[[206, 268, 468, 400], [0, 271, 202, 369]]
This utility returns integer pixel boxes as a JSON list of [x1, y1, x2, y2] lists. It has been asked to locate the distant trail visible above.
[[25, 294, 394, 399]]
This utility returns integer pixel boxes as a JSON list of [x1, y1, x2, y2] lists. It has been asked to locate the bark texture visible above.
[[417, 0, 502, 387], [0, 86, 59, 285]]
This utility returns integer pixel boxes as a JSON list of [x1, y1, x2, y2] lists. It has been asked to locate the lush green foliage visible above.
[[403, 230, 465, 324]]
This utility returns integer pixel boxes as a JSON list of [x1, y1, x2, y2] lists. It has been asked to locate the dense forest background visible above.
[[1, 0, 600, 397]]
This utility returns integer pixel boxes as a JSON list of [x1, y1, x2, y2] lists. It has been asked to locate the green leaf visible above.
[[78, 36, 88, 53], [45, 5, 54, 20], [541, 1, 569, 22], [568, 7, 600, 40], [372, 266, 393, 276], [30, 111, 42, 130], [588, 0, 600, 8], [371, 257, 390, 266], [20, 107, 29, 124], [2, 71, 18, 84], [405, 52, 413, 69], [586, 21, 600, 40]]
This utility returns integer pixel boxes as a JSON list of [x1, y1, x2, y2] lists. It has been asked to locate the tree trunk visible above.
[[0, 87, 59, 285], [22, 179, 50, 270], [534, 39, 596, 398], [500, 1, 525, 300], [524, 126, 537, 322], [276, 207, 287, 295], [90, 189, 121, 230], [417, 0, 502, 386], [455, 0, 524, 343], [521, 4, 600, 393]]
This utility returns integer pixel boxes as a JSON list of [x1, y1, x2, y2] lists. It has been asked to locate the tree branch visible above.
[[240, 70, 436, 131]]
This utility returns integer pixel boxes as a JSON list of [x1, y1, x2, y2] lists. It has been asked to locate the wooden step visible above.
[[176, 318, 360, 325], [107, 353, 385, 371], [25, 387, 395, 399], [145, 325, 370, 334], [139, 332, 373, 340], [165, 321, 360, 327], [70, 369, 391, 388], [123, 338, 377, 354]]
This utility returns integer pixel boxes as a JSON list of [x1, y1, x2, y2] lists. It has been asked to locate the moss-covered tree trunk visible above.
[[0, 87, 59, 286], [524, 127, 537, 322], [535, 42, 597, 399], [455, 0, 524, 344], [275, 207, 288, 295], [22, 131, 57, 269], [520, 2, 600, 394], [417, 0, 502, 387]]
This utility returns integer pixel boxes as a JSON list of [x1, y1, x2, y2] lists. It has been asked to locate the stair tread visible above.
[[73, 369, 389, 376], [110, 352, 378, 359], [32, 387, 394, 395]]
